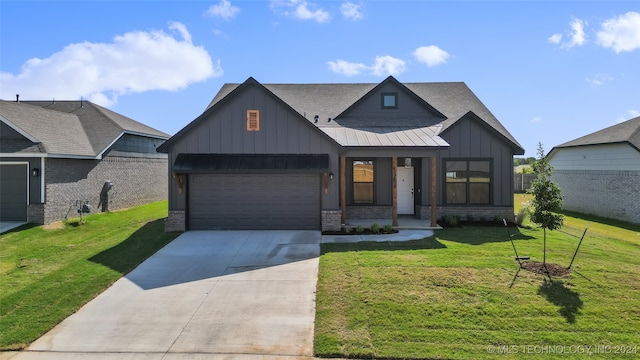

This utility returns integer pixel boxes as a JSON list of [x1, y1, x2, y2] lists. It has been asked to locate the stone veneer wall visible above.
[[552, 169, 640, 224], [165, 210, 186, 232], [321, 210, 342, 231], [346, 206, 393, 219], [418, 205, 515, 222], [41, 155, 167, 224]]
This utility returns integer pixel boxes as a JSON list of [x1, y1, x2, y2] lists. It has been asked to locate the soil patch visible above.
[[521, 261, 571, 277]]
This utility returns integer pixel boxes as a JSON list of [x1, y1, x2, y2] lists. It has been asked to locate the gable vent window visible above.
[[247, 110, 260, 131], [381, 93, 398, 109]]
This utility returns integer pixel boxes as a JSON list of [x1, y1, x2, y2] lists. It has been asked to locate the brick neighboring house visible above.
[[548, 116, 640, 224], [158, 76, 525, 232], [0, 99, 169, 225]]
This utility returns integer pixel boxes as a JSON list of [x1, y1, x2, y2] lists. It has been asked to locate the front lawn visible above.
[[0, 201, 179, 350], [315, 196, 640, 359]]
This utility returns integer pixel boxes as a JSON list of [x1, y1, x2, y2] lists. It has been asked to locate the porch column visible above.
[[431, 156, 437, 227], [392, 156, 398, 227], [340, 156, 346, 225]]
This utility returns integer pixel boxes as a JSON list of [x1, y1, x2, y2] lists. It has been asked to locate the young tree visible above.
[[528, 142, 564, 270]]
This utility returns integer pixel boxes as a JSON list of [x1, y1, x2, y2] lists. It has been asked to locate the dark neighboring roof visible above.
[[173, 154, 329, 173], [0, 100, 169, 158], [205, 76, 523, 153], [551, 116, 640, 152]]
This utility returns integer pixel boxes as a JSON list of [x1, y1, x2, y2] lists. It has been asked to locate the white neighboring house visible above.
[[547, 116, 640, 224]]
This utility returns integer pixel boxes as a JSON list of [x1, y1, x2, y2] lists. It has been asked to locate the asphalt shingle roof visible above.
[[0, 100, 169, 158], [554, 116, 640, 151], [206, 78, 523, 151]]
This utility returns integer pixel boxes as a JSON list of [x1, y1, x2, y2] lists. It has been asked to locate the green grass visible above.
[[315, 195, 640, 359], [0, 201, 179, 350]]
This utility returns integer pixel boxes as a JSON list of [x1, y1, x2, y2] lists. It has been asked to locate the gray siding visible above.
[[438, 116, 515, 207], [166, 84, 341, 212], [549, 144, 640, 171], [1, 157, 42, 205], [109, 134, 166, 155], [339, 82, 443, 127]]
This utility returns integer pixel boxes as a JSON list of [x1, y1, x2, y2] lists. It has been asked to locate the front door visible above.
[[397, 167, 414, 214]]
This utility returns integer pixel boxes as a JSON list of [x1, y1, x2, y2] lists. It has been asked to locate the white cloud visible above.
[[413, 45, 450, 67], [328, 55, 406, 77], [270, 0, 330, 23], [564, 17, 587, 48], [341, 2, 364, 21], [0, 22, 220, 107], [205, 0, 240, 20], [327, 59, 367, 76], [597, 11, 640, 53], [531, 116, 542, 123], [371, 56, 406, 76], [586, 73, 613, 86], [548, 33, 562, 44], [550, 17, 587, 49]]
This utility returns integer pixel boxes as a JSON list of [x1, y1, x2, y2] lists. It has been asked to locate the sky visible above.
[[1, 0, 639, 157]]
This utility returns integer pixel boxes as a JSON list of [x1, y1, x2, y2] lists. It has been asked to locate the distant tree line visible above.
[[513, 157, 537, 166]]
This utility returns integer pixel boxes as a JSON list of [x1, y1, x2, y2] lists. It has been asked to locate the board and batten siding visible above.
[[166, 84, 341, 211], [436, 115, 516, 207], [548, 143, 640, 171], [340, 82, 443, 127]]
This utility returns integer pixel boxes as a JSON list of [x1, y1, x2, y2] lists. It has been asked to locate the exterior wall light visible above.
[[32, 167, 40, 177]]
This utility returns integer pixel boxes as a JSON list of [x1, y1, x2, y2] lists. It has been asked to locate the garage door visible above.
[[189, 173, 320, 230], [0, 164, 28, 221]]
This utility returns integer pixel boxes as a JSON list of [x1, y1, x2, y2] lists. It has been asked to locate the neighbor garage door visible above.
[[189, 173, 320, 230], [0, 164, 28, 221]]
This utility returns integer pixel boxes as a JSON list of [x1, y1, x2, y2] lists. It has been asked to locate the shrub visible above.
[[383, 224, 393, 233], [355, 225, 364, 233], [370, 223, 380, 234], [466, 214, 474, 222], [443, 215, 460, 227], [516, 201, 532, 227]]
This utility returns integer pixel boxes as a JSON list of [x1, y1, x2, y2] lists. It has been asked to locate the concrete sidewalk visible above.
[[8, 231, 321, 360]]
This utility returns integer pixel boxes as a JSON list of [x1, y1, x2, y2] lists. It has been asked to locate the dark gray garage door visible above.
[[0, 164, 28, 221], [189, 173, 320, 230]]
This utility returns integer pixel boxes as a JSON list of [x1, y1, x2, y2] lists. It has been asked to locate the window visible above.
[[353, 160, 374, 204], [445, 160, 491, 205], [381, 93, 398, 109], [247, 110, 259, 131]]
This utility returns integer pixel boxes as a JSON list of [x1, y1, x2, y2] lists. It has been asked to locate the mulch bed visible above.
[[520, 261, 571, 277], [322, 229, 399, 236]]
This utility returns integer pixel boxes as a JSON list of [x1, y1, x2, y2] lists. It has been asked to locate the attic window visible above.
[[382, 93, 398, 109], [247, 110, 259, 131]]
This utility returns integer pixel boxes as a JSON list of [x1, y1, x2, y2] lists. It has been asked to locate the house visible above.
[[157, 76, 524, 232], [548, 116, 640, 224], [0, 99, 169, 225]]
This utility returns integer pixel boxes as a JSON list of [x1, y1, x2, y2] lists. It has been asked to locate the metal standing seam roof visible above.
[[320, 126, 449, 147]]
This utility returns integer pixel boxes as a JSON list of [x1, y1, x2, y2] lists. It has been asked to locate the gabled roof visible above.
[[158, 77, 343, 153], [204, 76, 523, 152], [551, 116, 640, 152], [0, 100, 169, 158]]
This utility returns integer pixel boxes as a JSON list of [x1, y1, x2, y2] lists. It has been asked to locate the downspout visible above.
[[40, 157, 45, 203]]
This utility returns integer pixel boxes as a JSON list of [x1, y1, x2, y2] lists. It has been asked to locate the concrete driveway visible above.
[[10, 230, 321, 360]]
